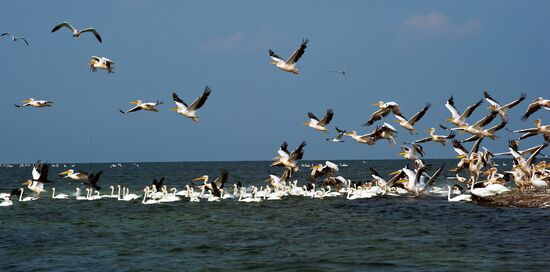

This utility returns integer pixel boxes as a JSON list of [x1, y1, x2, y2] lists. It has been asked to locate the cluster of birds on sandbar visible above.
[[1, 20, 549, 207]]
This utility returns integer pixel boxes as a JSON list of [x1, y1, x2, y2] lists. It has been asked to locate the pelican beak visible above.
[[456, 155, 465, 159], [130, 100, 139, 104], [193, 176, 206, 181], [393, 120, 401, 123], [22, 99, 31, 103], [170, 107, 178, 111], [22, 180, 31, 185], [303, 122, 310, 126], [390, 170, 401, 175], [270, 61, 277, 65], [372, 103, 379, 106], [59, 170, 70, 176], [398, 152, 406, 155]]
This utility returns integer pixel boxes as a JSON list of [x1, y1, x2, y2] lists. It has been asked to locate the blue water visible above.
[[1, 160, 549, 271]]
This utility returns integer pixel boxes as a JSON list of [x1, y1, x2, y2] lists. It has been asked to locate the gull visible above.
[[172, 86, 212, 123], [51, 21, 102, 43], [483, 90, 526, 122], [89, 56, 114, 73], [120, 100, 163, 114], [1, 33, 28, 45], [326, 127, 346, 143], [14, 98, 53, 108], [269, 38, 308, 74], [304, 109, 334, 133], [330, 62, 350, 75]]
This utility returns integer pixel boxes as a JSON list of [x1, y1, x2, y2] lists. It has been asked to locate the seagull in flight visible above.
[[330, 62, 350, 75], [1, 33, 28, 45], [51, 21, 102, 43]]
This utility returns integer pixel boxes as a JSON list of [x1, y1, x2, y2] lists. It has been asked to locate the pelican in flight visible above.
[[509, 119, 550, 142], [522, 97, 550, 120], [399, 144, 425, 160], [483, 91, 526, 122], [271, 141, 306, 171], [23, 161, 51, 195], [14, 98, 53, 108], [305, 109, 334, 133], [193, 169, 228, 194], [326, 127, 346, 143], [80, 171, 103, 191], [444, 96, 483, 127], [346, 123, 397, 145], [89, 56, 114, 73], [439, 111, 498, 137], [460, 120, 508, 143], [413, 128, 455, 146], [363, 101, 402, 126], [269, 38, 309, 74], [172, 86, 212, 123], [394, 103, 431, 134], [51, 21, 102, 43], [1, 33, 28, 45], [120, 100, 163, 114], [330, 62, 350, 75], [59, 169, 88, 180]]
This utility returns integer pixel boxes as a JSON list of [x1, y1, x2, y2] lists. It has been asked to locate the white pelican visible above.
[[172, 86, 212, 123], [326, 127, 346, 143], [413, 128, 455, 146], [23, 161, 51, 195], [522, 97, 550, 120], [58, 169, 88, 180], [79, 170, 103, 191], [440, 111, 498, 137], [444, 96, 483, 127], [119, 100, 163, 114], [398, 144, 424, 160], [51, 21, 102, 43], [483, 91, 526, 121], [89, 56, 114, 73], [364, 101, 402, 126], [271, 141, 306, 171], [1, 32, 28, 45], [269, 38, 308, 74], [510, 119, 550, 142], [14, 98, 53, 108], [460, 120, 507, 143], [375, 123, 398, 145], [309, 161, 339, 182], [51, 188, 69, 199], [193, 169, 228, 194], [394, 103, 430, 134], [344, 130, 377, 145], [305, 109, 334, 133]]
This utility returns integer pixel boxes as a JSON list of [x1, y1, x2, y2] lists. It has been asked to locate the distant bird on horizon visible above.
[[172, 86, 212, 123], [51, 21, 102, 43], [1, 32, 28, 45], [305, 109, 334, 133], [269, 38, 308, 74], [89, 56, 114, 73], [14, 98, 53, 108], [330, 62, 350, 75], [120, 100, 163, 114]]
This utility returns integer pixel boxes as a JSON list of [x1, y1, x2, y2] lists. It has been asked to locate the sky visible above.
[[0, 0, 549, 163]]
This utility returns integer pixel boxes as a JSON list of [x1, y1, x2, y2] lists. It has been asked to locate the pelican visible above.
[[440, 111, 498, 136], [483, 91, 526, 121], [119, 100, 163, 114], [14, 98, 53, 108], [398, 144, 424, 160], [89, 56, 114, 73], [193, 169, 228, 193], [1, 32, 28, 45], [326, 127, 346, 143], [22, 161, 51, 195], [58, 169, 88, 180], [80, 171, 103, 191], [375, 123, 398, 145], [413, 128, 455, 146], [271, 141, 306, 171], [460, 120, 507, 143], [330, 62, 350, 75], [493, 140, 549, 158], [344, 130, 377, 145], [305, 109, 334, 133], [394, 103, 430, 134], [444, 96, 483, 127], [51, 21, 102, 43], [171, 86, 212, 123], [510, 119, 550, 142], [269, 38, 308, 74], [309, 161, 339, 182], [522, 97, 550, 120], [363, 101, 402, 126]]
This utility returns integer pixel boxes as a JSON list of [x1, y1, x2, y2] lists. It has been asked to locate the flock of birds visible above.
[[2, 21, 550, 207]]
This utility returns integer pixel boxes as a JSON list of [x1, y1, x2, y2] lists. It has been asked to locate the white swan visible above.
[[52, 187, 69, 199]]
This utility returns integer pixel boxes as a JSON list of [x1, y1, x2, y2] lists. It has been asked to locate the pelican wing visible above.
[[317, 109, 334, 126], [289, 141, 306, 161], [451, 140, 468, 156], [307, 112, 319, 122], [522, 102, 542, 120], [461, 99, 483, 119], [268, 50, 285, 64], [483, 91, 501, 107], [408, 103, 431, 125], [525, 144, 548, 165], [471, 112, 497, 129], [213, 169, 228, 189], [188, 86, 211, 111], [445, 96, 460, 119], [414, 137, 432, 144], [286, 38, 308, 64], [124, 106, 142, 113], [51, 22, 76, 33], [502, 92, 526, 109], [278, 141, 290, 158], [487, 120, 507, 133], [172, 93, 188, 108], [32, 161, 41, 180], [80, 28, 102, 43]]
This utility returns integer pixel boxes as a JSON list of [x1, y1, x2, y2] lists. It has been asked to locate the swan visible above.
[[19, 188, 38, 202], [0, 198, 13, 207], [142, 188, 161, 205], [446, 185, 471, 202], [75, 188, 87, 200], [51, 187, 69, 199]]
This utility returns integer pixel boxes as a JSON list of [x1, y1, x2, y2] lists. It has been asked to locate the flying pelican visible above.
[[193, 169, 228, 193], [22, 161, 51, 195], [305, 109, 334, 133], [399, 144, 425, 160], [460, 120, 508, 143], [58, 169, 88, 180], [89, 56, 114, 73], [309, 161, 339, 182], [493, 140, 549, 158], [509, 119, 550, 142], [522, 97, 550, 120], [326, 127, 346, 143], [51, 21, 102, 43], [444, 96, 483, 127], [508, 143, 547, 177], [330, 62, 350, 75], [439, 111, 498, 136], [344, 130, 377, 145], [271, 141, 306, 171], [171, 86, 212, 123], [413, 128, 455, 146], [394, 103, 431, 134], [119, 100, 163, 114], [363, 101, 402, 126], [269, 38, 308, 74], [79, 171, 103, 191], [1, 33, 28, 45], [483, 91, 526, 121], [14, 98, 53, 108]]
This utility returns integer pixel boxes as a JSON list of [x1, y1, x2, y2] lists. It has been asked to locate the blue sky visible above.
[[1, 0, 549, 163]]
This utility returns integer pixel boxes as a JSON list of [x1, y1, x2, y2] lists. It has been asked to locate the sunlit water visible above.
[[1, 160, 549, 271]]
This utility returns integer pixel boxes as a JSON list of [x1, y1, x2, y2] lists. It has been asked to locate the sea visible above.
[[0, 159, 549, 271]]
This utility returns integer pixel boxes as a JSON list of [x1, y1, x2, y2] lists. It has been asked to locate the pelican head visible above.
[[488, 105, 498, 111], [292, 69, 299, 75], [59, 169, 74, 176], [193, 175, 208, 182], [22, 98, 33, 103], [372, 101, 383, 107], [345, 131, 357, 137], [192, 116, 200, 123], [22, 180, 32, 186], [426, 128, 435, 133], [534, 119, 542, 127]]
